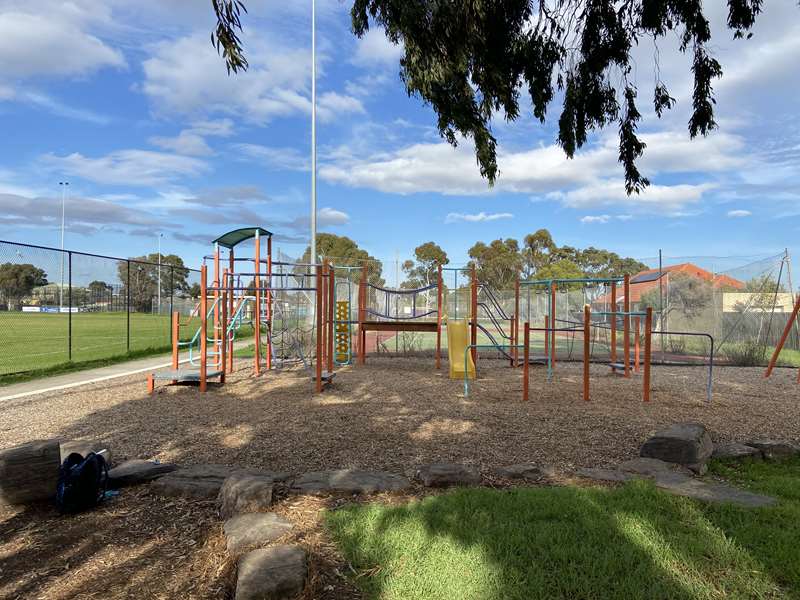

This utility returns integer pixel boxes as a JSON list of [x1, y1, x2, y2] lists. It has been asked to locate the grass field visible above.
[[326, 457, 800, 600], [0, 311, 254, 382]]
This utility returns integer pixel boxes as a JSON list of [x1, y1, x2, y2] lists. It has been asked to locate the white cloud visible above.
[[352, 29, 403, 67], [42, 150, 209, 186], [580, 215, 611, 224], [318, 92, 365, 120], [445, 212, 514, 224], [727, 209, 752, 218], [19, 91, 111, 124], [319, 207, 350, 225], [150, 131, 212, 156], [141, 33, 363, 124], [320, 130, 741, 215], [0, 191, 158, 234], [150, 119, 235, 157], [549, 180, 715, 213], [0, 11, 124, 79], [232, 144, 310, 171]]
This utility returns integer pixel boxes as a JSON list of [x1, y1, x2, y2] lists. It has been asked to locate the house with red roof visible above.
[[594, 263, 745, 310]]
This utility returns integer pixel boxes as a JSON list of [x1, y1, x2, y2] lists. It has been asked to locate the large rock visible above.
[[291, 470, 410, 494], [640, 423, 713, 474], [152, 464, 234, 500], [107, 459, 176, 488], [619, 457, 693, 478], [416, 463, 481, 487], [224, 513, 293, 554], [60, 440, 112, 466], [654, 476, 776, 508], [496, 464, 543, 481], [153, 465, 291, 500], [746, 440, 800, 460], [712, 443, 763, 461], [0, 439, 60, 505], [235, 545, 307, 600], [218, 473, 274, 518]]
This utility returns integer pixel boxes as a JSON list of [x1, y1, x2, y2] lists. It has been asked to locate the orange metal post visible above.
[[315, 265, 323, 392], [199, 264, 208, 392], [643, 307, 653, 402], [470, 265, 478, 365], [254, 232, 261, 376], [550, 283, 557, 368], [765, 293, 800, 377], [544, 313, 549, 357], [584, 305, 590, 401], [321, 261, 328, 372], [610, 281, 617, 365], [523, 322, 530, 401], [634, 316, 641, 373], [436, 264, 443, 368], [228, 249, 235, 373], [213, 244, 220, 369], [623, 274, 631, 377], [513, 277, 520, 367], [266, 237, 272, 370], [327, 262, 334, 374], [147, 373, 155, 394]]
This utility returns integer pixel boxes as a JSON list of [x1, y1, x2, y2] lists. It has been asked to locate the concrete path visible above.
[[0, 340, 253, 402]]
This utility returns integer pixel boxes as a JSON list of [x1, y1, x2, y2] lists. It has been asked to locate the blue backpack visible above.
[[56, 452, 109, 514]]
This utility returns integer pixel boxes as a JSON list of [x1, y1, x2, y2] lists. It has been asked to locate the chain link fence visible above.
[[0, 240, 201, 378]]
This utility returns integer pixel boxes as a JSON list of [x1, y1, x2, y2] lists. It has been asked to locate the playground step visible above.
[[150, 368, 224, 382], [609, 362, 640, 373]]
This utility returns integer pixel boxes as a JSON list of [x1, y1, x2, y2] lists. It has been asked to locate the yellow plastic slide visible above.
[[447, 318, 475, 380]]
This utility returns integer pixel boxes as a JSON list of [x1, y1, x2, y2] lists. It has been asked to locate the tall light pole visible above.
[[58, 181, 69, 310], [157, 233, 163, 315], [310, 0, 317, 264]]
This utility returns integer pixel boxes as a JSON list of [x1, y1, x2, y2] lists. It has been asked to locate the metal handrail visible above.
[[463, 343, 524, 397]]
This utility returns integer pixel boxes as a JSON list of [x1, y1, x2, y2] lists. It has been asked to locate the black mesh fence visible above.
[[0, 240, 200, 378]]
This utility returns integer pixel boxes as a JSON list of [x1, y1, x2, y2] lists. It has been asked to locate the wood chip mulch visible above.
[[1, 358, 798, 598]]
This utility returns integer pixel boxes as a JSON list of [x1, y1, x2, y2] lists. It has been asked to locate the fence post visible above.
[[126, 259, 131, 353], [68, 251, 73, 361], [169, 266, 174, 340]]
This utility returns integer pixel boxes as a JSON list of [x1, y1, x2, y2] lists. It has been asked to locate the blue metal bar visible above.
[[463, 343, 525, 397]]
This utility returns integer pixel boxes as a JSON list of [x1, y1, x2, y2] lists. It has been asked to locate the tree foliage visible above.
[[402, 242, 448, 289], [211, 0, 775, 193], [0, 263, 48, 309], [117, 254, 190, 312], [301, 233, 385, 286], [467, 239, 523, 290], [522, 229, 646, 279]]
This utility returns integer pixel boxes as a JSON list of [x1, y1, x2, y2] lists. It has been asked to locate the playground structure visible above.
[[147, 227, 338, 394], [144, 227, 715, 404]]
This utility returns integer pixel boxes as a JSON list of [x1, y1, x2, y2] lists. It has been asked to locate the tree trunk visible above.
[[0, 439, 61, 506]]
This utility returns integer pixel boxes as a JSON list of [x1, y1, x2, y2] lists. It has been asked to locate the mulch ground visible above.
[[1, 357, 798, 599]]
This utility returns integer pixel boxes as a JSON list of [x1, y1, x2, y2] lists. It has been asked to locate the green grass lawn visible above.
[[0, 311, 255, 383], [326, 457, 800, 600]]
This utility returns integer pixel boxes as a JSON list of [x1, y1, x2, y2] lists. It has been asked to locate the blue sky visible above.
[[1, 0, 799, 284]]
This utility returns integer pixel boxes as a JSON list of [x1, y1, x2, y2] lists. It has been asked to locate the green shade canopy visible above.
[[212, 227, 273, 249]]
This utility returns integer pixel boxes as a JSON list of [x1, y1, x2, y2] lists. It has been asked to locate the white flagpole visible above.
[[310, 0, 317, 264]]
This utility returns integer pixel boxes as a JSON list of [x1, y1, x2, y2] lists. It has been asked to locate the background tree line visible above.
[[400, 229, 648, 290]]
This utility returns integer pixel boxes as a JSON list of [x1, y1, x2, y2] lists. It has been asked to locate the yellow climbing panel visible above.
[[335, 300, 351, 364]]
